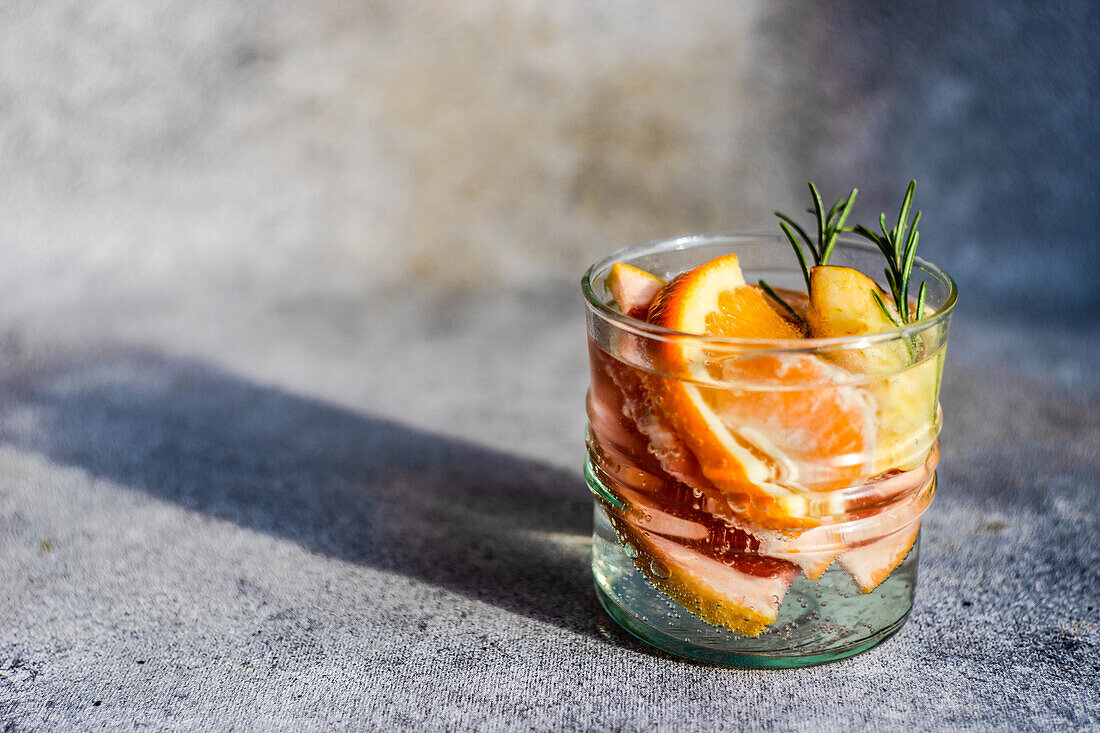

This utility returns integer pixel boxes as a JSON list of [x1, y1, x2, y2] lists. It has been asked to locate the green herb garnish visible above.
[[775, 182, 859, 290], [758, 279, 802, 324], [848, 180, 927, 326], [759, 182, 858, 324]]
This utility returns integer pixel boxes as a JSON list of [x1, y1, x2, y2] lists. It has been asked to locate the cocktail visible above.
[[582, 183, 956, 666]]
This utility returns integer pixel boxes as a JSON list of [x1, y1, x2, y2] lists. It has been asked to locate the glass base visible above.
[[594, 580, 909, 668], [591, 502, 918, 668]]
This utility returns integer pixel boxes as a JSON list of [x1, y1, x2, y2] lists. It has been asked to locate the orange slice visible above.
[[648, 254, 802, 340], [601, 264, 719, 489], [600, 258, 923, 597], [646, 254, 877, 531], [606, 508, 798, 636]]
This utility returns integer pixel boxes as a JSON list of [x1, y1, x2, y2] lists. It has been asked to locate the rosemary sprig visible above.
[[775, 182, 859, 290], [758, 279, 802, 323], [759, 182, 858, 324], [848, 180, 927, 325]]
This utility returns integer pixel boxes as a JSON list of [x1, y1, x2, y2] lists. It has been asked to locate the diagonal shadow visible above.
[[0, 348, 621, 640]]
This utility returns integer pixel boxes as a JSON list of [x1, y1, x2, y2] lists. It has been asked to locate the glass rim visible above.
[[581, 231, 958, 353]]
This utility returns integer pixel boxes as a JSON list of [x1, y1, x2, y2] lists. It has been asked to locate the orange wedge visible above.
[[601, 265, 721, 490], [607, 262, 666, 320], [837, 521, 921, 593], [646, 254, 877, 532], [747, 522, 843, 581]]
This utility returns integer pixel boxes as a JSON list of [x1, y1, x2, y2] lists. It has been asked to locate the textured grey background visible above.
[[1, 1, 1098, 730]]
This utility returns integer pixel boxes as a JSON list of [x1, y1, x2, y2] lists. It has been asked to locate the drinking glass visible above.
[[582, 233, 956, 667]]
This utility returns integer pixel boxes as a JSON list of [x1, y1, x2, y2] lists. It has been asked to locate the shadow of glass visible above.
[[0, 348, 606, 638]]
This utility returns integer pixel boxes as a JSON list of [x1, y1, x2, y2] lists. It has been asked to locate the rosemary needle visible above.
[[758, 279, 803, 325]]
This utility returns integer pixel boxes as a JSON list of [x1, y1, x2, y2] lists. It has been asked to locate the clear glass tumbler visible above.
[[582, 233, 956, 667]]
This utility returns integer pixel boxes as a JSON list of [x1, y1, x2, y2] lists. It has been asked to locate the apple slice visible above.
[[806, 265, 937, 590], [805, 265, 908, 373], [806, 265, 940, 473]]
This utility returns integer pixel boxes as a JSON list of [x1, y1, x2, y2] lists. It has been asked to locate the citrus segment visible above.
[[750, 524, 843, 581], [646, 254, 877, 530], [606, 359, 715, 490], [873, 357, 942, 473], [647, 254, 800, 341], [837, 520, 921, 593], [606, 262, 666, 320]]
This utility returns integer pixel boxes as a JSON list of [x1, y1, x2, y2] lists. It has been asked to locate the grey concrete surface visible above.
[[0, 283, 1097, 730], [0, 0, 1098, 729]]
